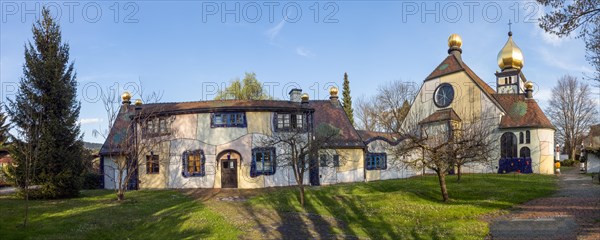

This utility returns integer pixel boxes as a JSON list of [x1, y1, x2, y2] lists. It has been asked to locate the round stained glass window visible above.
[[434, 83, 454, 108]]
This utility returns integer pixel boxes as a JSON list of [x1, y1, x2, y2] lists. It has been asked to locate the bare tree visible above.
[[354, 80, 416, 132], [546, 75, 599, 160], [537, 0, 600, 84], [391, 109, 498, 201], [258, 122, 340, 207], [449, 112, 499, 181], [93, 82, 166, 201], [354, 95, 378, 131]]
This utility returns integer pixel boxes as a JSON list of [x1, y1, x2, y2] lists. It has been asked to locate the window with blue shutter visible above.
[[366, 153, 387, 170], [211, 112, 246, 128], [251, 148, 276, 177]]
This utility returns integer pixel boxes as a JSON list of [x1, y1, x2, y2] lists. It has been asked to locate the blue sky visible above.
[[0, 1, 596, 143]]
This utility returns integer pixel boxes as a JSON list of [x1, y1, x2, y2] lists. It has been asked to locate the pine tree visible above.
[[7, 8, 84, 198], [0, 110, 9, 147], [342, 72, 354, 126]]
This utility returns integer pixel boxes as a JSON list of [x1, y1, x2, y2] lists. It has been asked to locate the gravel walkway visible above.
[[489, 168, 600, 240]]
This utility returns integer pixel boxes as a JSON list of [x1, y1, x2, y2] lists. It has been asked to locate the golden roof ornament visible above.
[[497, 22, 524, 70], [448, 34, 462, 48], [301, 93, 309, 101], [134, 99, 143, 106], [329, 86, 339, 96], [525, 81, 534, 90], [121, 91, 132, 102]]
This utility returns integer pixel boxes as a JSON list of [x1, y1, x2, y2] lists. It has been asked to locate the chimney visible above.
[[289, 88, 302, 102], [329, 87, 340, 107]]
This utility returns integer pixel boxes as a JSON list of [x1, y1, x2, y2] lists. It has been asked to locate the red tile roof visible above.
[[101, 99, 364, 154], [492, 94, 554, 129]]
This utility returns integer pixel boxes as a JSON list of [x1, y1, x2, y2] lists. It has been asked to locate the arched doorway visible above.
[[500, 132, 518, 158], [217, 150, 241, 188]]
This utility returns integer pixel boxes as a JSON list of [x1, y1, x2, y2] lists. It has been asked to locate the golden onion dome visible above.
[[448, 34, 462, 48], [121, 91, 131, 102], [301, 93, 309, 101], [329, 86, 339, 96], [497, 33, 524, 70], [134, 99, 143, 106], [525, 81, 534, 90]]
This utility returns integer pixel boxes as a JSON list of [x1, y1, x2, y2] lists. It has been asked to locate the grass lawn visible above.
[[0, 190, 239, 240], [248, 174, 557, 239]]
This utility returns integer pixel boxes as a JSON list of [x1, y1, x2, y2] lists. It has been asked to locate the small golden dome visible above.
[[121, 91, 131, 102], [329, 87, 339, 96], [497, 33, 524, 70], [525, 81, 533, 90], [448, 34, 462, 48], [301, 93, 309, 101], [134, 99, 143, 106]]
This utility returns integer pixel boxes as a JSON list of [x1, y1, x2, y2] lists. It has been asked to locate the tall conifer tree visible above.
[[342, 72, 354, 126], [7, 8, 84, 198]]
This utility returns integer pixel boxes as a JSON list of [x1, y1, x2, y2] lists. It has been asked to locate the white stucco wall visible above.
[[587, 153, 600, 173]]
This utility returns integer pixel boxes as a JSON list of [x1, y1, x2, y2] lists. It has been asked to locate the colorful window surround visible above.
[[182, 150, 206, 177], [319, 154, 340, 167], [211, 112, 246, 128], [274, 112, 306, 131], [251, 147, 276, 177], [146, 154, 159, 174], [366, 152, 387, 170]]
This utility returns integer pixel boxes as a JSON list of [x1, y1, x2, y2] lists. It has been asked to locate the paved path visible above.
[[489, 168, 600, 240]]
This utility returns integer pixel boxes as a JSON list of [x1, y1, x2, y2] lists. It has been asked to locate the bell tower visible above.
[[496, 22, 525, 94]]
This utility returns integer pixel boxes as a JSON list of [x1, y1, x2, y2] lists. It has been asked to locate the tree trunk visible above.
[[299, 185, 305, 208], [436, 171, 449, 202], [457, 165, 462, 182], [117, 188, 125, 201]]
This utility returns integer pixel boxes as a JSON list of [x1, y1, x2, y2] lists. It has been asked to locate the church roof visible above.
[[425, 54, 497, 96], [492, 94, 554, 129], [419, 108, 462, 125]]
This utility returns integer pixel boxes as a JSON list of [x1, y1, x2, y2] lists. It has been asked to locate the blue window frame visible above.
[[274, 112, 306, 131], [182, 150, 206, 177], [211, 112, 246, 128], [366, 153, 387, 170], [251, 148, 276, 177]]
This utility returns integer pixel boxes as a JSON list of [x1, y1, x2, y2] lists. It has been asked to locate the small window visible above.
[[526, 130, 531, 144], [182, 150, 205, 177], [519, 132, 524, 144], [275, 113, 306, 131], [319, 154, 340, 167], [146, 154, 159, 174], [251, 148, 276, 177], [366, 153, 387, 170], [144, 117, 170, 136], [211, 112, 246, 128]]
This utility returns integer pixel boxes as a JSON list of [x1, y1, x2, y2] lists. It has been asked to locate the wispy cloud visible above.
[[79, 118, 103, 125], [536, 47, 593, 73], [296, 47, 314, 58], [265, 19, 286, 40]]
